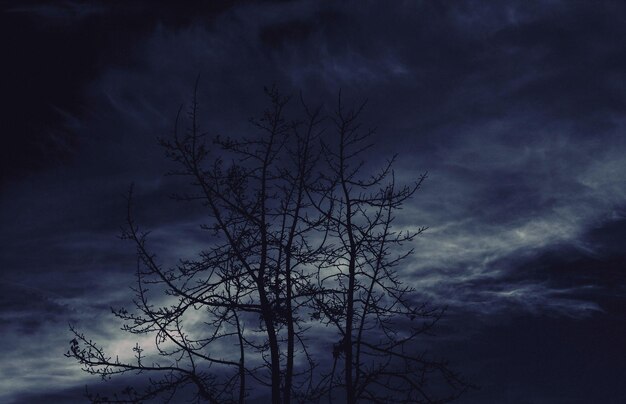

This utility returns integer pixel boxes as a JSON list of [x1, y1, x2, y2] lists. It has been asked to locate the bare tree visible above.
[[67, 85, 328, 403], [67, 86, 471, 403]]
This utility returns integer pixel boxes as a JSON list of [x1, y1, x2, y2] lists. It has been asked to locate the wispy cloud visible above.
[[3, 0, 626, 400]]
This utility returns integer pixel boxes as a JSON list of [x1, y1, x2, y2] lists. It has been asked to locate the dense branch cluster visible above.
[[67, 86, 471, 403]]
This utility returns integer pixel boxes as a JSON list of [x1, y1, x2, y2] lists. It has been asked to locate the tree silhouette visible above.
[[67, 85, 471, 403]]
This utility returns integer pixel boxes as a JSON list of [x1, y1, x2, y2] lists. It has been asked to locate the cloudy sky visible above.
[[2, 1, 626, 402]]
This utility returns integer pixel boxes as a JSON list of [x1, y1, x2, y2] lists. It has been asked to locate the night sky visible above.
[[2, 1, 626, 403]]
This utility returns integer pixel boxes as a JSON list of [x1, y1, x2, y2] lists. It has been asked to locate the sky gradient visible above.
[[1, 1, 626, 402]]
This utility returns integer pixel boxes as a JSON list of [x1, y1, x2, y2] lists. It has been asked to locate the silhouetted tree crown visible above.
[[67, 84, 471, 403]]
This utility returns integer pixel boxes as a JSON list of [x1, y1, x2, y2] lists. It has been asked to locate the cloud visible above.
[[3, 0, 626, 401], [398, 115, 626, 314]]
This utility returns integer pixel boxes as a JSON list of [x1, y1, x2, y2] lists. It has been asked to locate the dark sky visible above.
[[2, 1, 626, 402]]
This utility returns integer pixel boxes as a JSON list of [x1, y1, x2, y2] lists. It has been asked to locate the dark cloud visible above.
[[0, 0, 241, 185], [2, 0, 626, 402], [441, 311, 626, 403]]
